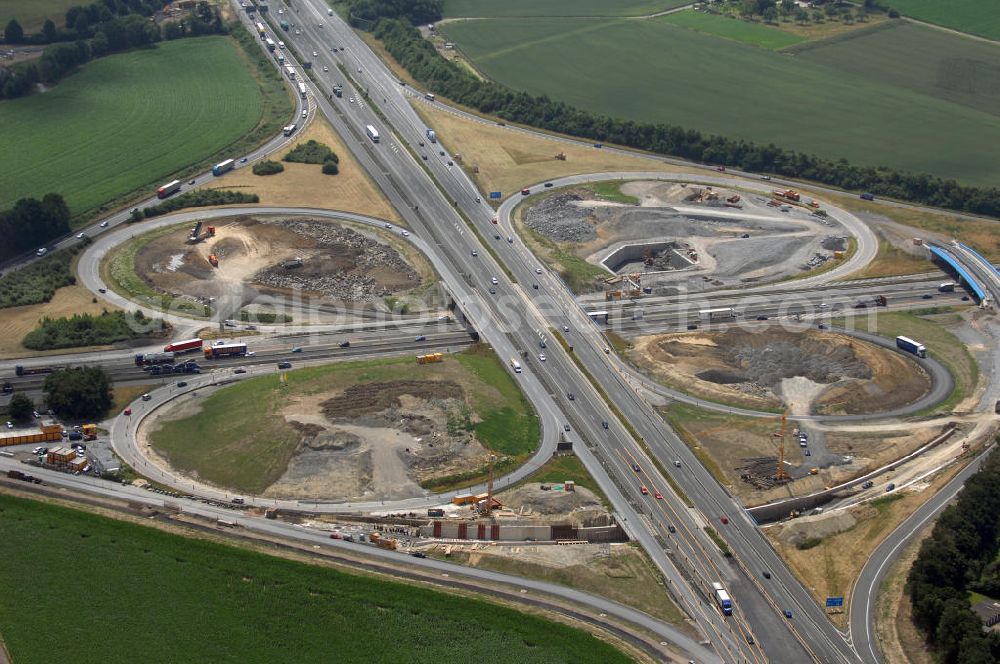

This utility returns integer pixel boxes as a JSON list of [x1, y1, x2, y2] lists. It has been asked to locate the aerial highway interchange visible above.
[[2, 2, 999, 663]]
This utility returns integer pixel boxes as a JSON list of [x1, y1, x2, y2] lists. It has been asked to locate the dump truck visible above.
[[772, 189, 800, 202]]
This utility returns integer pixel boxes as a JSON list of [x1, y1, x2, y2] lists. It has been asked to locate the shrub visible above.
[[143, 190, 259, 217], [253, 160, 284, 175], [283, 140, 338, 165]]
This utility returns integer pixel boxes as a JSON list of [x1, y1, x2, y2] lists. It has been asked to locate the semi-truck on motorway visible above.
[[255, 21, 266, 36], [426, 128, 437, 143], [297, 81, 306, 99], [366, 125, 380, 143], [156, 180, 181, 199], [700, 307, 736, 322], [212, 159, 235, 176], [265, 37, 276, 52], [14, 364, 64, 377], [510, 358, 522, 374], [284, 64, 295, 80], [204, 342, 248, 359], [164, 338, 203, 354], [896, 336, 926, 358], [134, 351, 175, 366], [712, 582, 733, 616]]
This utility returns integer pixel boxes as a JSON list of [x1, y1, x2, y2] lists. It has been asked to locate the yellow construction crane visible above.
[[774, 413, 790, 482], [481, 454, 497, 517]]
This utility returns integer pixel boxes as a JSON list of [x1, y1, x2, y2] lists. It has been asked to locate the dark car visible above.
[[415, 335, 426, 342], [564, 424, 571, 432], [233, 368, 247, 374], [763, 571, 771, 579], [783, 609, 793, 619], [567, 392, 575, 400], [231, 498, 245, 505], [422, 155, 428, 160], [720, 516, 729, 525], [439, 150, 445, 156], [631, 463, 641, 473], [687, 324, 698, 330], [544, 182, 553, 188], [818, 324, 827, 330], [177, 381, 188, 387], [339, 341, 351, 348], [667, 525, 676, 534], [410, 552, 427, 559], [756, 315, 768, 320], [602, 421, 609, 429], [922, 294, 933, 299], [277, 361, 292, 369]]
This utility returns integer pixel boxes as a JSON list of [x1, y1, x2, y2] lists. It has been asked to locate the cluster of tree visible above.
[[43, 367, 113, 420], [283, 139, 339, 174], [141, 190, 259, 218], [252, 160, 284, 175], [0, 1, 224, 99], [0, 249, 76, 308], [23, 309, 166, 350], [907, 450, 1000, 664], [345, 0, 442, 27], [371, 18, 1000, 218], [6, 393, 35, 423], [2, 1, 159, 46], [0, 194, 71, 262]]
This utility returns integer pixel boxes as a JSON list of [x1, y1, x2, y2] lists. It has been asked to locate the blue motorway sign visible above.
[[825, 596, 844, 608], [489, 191, 502, 200]]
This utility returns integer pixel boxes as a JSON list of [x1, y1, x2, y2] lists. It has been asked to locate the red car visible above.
[[124, 408, 132, 416], [720, 516, 729, 525], [654, 491, 663, 500], [640, 485, 649, 496]]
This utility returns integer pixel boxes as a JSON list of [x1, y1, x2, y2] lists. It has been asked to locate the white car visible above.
[[401, 230, 410, 237], [535, 268, 542, 274], [278, 8, 283, 13], [246, 351, 256, 357], [5, 421, 12, 429], [384, 223, 392, 229], [539, 353, 546, 362], [349, 97, 355, 103], [76, 232, 85, 239], [301, 109, 307, 118], [312, 51, 318, 57], [323, 66, 328, 72], [100, 220, 108, 228], [491, 277, 498, 285]]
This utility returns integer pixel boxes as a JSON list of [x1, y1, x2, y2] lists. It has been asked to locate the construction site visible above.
[[122, 215, 434, 319], [518, 181, 848, 294], [630, 327, 932, 414]]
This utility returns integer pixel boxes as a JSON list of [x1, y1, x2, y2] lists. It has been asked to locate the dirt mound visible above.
[[321, 380, 463, 419], [525, 191, 595, 242], [631, 328, 930, 413]]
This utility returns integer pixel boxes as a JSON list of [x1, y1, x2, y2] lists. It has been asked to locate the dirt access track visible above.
[[631, 327, 931, 415], [519, 181, 847, 294], [130, 215, 431, 314]]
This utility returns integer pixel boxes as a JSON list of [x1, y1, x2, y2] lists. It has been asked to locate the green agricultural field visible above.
[[0, 37, 266, 216], [441, 18, 1000, 186], [0, 493, 631, 664], [443, 0, 688, 18], [0, 0, 79, 32], [890, 0, 1000, 41], [662, 9, 805, 49], [151, 346, 539, 494]]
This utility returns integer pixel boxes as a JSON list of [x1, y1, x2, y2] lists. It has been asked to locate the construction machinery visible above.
[[772, 189, 801, 202], [416, 353, 444, 364], [188, 222, 216, 243], [478, 454, 498, 517], [774, 413, 790, 482], [554, 152, 566, 161]]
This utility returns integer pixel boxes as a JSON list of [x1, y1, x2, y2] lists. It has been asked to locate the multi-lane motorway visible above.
[[4, 2, 997, 662]]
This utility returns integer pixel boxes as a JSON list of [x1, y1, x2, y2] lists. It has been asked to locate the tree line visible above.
[[344, 0, 442, 26], [371, 18, 1000, 218], [140, 190, 259, 218], [907, 449, 1000, 664], [0, 194, 71, 262], [0, 0, 224, 100]]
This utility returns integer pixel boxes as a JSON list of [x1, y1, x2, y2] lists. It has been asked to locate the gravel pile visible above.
[[525, 192, 596, 242], [253, 220, 418, 301]]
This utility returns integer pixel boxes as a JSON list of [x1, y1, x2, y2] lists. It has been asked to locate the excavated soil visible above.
[[131, 216, 423, 311], [265, 382, 491, 501], [631, 328, 931, 414]]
